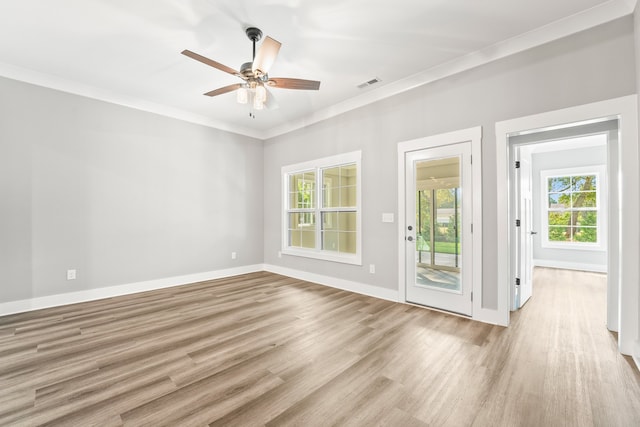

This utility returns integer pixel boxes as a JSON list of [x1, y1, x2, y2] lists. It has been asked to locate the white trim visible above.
[[397, 126, 494, 324], [0, 264, 264, 317], [2, 263, 511, 325], [533, 259, 607, 273], [0, 62, 264, 140], [495, 95, 638, 355], [281, 151, 362, 266], [0, 2, 633, 141], [634, 340, 640, 372], [263, 0, 634, 139], [471, 127, 484, 323], [263, 264, 399, 302]]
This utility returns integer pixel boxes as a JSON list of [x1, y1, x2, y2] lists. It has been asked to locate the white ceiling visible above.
[[0, 0, 634, 139]]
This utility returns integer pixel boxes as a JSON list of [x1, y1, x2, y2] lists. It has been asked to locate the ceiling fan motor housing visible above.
[[240, 62, 254, 79], [240, 62, 269, 85]]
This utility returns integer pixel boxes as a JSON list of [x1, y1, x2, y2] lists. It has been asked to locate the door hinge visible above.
[[515, 277, 520, 287], [515, 161, 520, 169], [471, 291, 473, 302], [470, 155, 473, 164], [515, 219, 521, 227], [471, 223, 473, 233]]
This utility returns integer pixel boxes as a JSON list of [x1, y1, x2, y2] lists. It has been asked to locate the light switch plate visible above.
[[382, 213, 394, 223]]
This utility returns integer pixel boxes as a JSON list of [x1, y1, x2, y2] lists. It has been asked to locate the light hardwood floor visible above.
[[1, 268, 639, 426]]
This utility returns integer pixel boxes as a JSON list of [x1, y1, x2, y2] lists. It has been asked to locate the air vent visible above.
[[357, 77, 381, 89]]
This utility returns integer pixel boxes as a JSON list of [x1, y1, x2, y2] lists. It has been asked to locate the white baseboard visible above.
[[533, 259, 607, 273], [0, 264, 264, 316], [0, 263, 502, 330], [474, 307, 509, 327], [263, 264, 399, 302], [264, 264, 511, 326]]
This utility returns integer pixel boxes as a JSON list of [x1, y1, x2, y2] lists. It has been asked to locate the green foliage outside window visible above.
[[547, 174, 598, 243], [416, 188, 461, 249]]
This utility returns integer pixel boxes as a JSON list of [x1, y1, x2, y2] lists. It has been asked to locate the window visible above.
[[541, 166, 605, 249], [282, 151, 361, 264]]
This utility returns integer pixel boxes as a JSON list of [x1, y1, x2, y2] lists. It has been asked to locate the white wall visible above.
[[263, 17, 636, 312], [0, 77, 264, 304], [531, 145, 607, 271]]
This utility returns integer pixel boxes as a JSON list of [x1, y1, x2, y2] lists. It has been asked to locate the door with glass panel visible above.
[[405, 142, 472, 316]]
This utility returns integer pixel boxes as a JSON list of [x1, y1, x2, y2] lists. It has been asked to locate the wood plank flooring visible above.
[[0, 268, 639, 426]]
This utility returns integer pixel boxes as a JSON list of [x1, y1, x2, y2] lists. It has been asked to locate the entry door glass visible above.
[[416, 161, 461, 291], [406, 142, 472, 316]]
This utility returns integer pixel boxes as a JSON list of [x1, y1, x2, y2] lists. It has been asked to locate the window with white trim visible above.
[[541, 166, 605, 249], [282, 151, 361, 265]]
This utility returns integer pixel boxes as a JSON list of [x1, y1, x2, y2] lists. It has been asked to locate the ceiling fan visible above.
[[181, 27, 320, 114]]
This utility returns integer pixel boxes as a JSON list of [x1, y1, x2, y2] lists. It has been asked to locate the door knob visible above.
[[407, 236, 414, 241]]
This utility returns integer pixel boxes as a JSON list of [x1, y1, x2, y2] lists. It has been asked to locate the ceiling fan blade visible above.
[[268, 78, 321, 90], [204, 83, 242, 97], [181, 49, 240, 76], [252, 36, 281, 76]]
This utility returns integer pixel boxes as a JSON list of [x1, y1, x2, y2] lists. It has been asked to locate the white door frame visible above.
[[495, 95, 639, 356], [398, 126, 485, 321]]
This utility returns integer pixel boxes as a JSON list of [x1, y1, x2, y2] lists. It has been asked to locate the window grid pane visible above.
[[289, 171, 316, 209], [288, 213, 316, 249], [546, 173, 598, 244], [284, 154, 360, 261], [321, 211, 357, 253], [321, 163, 357, 209]]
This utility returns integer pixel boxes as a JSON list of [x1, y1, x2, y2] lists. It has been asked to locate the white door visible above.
[[405, 142, 473, 316], [515, 150, 534, 308]]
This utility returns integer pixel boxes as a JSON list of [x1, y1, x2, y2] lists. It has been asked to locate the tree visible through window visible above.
[[546, 173, 598, 243]]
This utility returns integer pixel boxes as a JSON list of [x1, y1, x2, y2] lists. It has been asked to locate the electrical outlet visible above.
[[231, 252, 237, 260], [369, 264, 375, 274], [67, 269, 77, 280]]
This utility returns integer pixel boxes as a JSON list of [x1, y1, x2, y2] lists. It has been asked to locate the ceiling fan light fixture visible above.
[[236, 86, 248, 104], [255, 84, 267, 103]]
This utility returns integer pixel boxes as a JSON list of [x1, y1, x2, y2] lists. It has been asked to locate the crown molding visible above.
[[263, 0, 636, 139], [0, 61, 264, 140], [0, 0, 634, 141]]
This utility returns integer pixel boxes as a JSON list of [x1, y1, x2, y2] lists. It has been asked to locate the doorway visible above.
[[511, 130, 610, 311], [398, 127, 482, 318], [495, 95, 639, 356]]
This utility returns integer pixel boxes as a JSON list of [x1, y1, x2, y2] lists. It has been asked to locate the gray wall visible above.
[[531, 146, 607, 268], [1, 16, 635, 310], [0, 77, 263, 303], [263, 17, 636, 310]]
